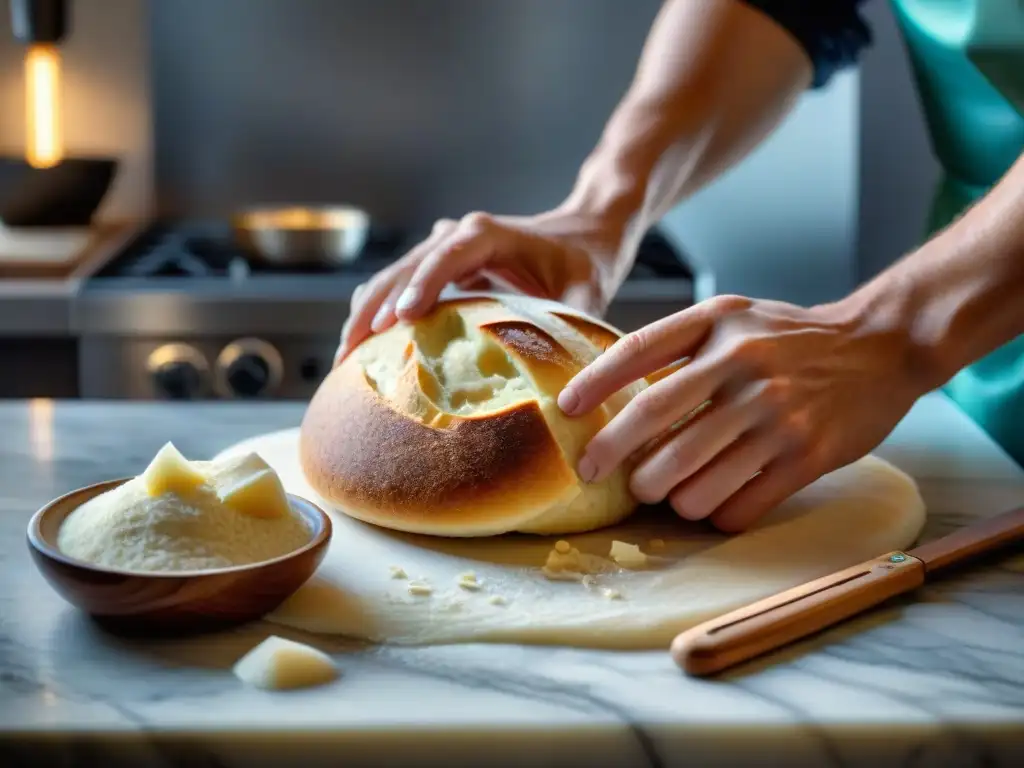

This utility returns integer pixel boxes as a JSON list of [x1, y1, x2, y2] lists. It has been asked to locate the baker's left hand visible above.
[[557, 294, 931, 532]]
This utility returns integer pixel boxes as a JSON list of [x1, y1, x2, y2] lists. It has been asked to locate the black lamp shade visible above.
[[10, 0, 69, 45], [0, 157, 118, 228]]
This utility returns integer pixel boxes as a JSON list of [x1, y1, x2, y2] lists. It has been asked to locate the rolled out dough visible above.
[[214, 429, 926, 650]]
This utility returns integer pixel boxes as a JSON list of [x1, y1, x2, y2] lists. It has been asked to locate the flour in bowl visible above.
[[57, 443, 312, 573]]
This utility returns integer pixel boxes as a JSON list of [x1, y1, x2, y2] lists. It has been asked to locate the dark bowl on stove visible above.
[[0, 156, 119, 228]]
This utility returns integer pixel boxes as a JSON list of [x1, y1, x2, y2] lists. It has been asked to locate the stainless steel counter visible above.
[[1, 222, 695, 401], [0, 279, 74, 336]]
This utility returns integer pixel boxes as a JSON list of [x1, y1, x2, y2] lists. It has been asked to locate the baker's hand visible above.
[[557, 294, 929, 532], [334, 209, 626, 364]]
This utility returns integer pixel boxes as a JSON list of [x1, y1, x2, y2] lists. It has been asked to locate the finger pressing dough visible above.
[[214, 430, 926, 650]]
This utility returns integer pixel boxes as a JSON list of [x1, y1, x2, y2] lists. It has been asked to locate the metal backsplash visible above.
[[149, 0, 661, 229]]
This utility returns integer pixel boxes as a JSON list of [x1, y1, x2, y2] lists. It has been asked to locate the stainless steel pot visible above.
[[231, 205, 370, 267]]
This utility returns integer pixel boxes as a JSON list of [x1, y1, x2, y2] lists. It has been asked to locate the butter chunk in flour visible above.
[[141, 442, 206, 497], [208, 452, 292, 520]]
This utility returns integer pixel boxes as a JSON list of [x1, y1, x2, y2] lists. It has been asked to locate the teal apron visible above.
[[891, 0, 1024, 466]]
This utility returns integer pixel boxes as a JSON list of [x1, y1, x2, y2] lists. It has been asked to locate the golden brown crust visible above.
[[552, 312, 621, 353], [480, 320, 575, 387], [299, 361, 576, 534]]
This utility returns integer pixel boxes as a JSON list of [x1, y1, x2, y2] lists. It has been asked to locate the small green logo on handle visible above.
[[890, 553, 907, 563]]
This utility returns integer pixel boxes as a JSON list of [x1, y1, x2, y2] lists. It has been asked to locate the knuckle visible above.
[[777, 411, 814, 448], [631, 443, 688, 505], [566, 368, 591, 394], [613, 330, 651, 361], [365, 279, 396, 305], [432, 218, 456, 234], [460, 211, 494, 236], [800, 443, 831, 476], [725, 336, 765, 369], [668, 485, 710, 522], [374, 262, 404, 285], [711, 512, 748, 534], [708, 294, 752, 316], [581, 438, 613, 472], [630, 387, 672, 423], [756, 377, 792, 413], [628, 472, 666, 505]]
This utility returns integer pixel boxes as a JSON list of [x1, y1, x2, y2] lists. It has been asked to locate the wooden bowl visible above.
[[26, 477, 332, 636]]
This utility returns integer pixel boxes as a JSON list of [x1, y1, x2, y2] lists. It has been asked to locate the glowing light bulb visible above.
[[24, 44, 64, 169]]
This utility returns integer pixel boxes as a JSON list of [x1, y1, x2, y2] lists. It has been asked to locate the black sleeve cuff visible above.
[[738, 0, 874, 88]]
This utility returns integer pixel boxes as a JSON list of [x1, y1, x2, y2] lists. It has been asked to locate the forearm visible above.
[[557, 0, 811, 249], [847, 151, 1024, 390]]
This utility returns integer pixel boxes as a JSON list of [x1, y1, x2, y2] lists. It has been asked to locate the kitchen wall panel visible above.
[[149, 0, 660, 226], [149, 0, 860, 306]]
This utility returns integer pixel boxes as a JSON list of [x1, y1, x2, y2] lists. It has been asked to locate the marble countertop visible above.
[[2, 393, 1024, 767]]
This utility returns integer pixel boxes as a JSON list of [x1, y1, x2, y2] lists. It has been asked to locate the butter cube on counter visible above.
[[141, 442, 208, 498], [609, 540, 648, 569], [209, 452, 291, 520], [233, 636, 339, 691]]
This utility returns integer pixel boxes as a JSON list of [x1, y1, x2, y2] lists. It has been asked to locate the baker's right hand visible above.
[[334, 209, 628, 364]]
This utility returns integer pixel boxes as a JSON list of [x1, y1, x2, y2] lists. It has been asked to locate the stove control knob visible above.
[[216, 338, 284, 399], [147, 344, 209, 400]]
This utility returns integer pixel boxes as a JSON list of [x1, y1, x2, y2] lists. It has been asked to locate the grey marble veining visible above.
[[1, 394, 1024, 767]]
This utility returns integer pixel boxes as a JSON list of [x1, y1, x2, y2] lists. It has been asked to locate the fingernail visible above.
[[370, 304, 392, 333], [577, 454, 597, 483], [558, 386, 579, 415], [395, 286, 420, 313]]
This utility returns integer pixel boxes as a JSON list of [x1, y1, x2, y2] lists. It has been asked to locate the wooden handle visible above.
[[670, 552, 926, 677], [909, 505, 1024, 573]]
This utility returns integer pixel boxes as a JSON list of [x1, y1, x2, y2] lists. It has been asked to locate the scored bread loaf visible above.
[[298, 294, 651, 537]]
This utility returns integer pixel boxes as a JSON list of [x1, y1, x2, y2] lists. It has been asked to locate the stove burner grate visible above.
[[91, 222, 693, 282]]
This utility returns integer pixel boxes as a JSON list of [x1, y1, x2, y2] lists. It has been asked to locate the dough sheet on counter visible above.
[[214, 429, 926, 649]]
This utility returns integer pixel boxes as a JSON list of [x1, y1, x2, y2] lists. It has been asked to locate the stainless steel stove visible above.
[[74, 220, 695, 400]]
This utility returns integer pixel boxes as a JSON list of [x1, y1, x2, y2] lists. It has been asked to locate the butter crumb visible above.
[[389, 566, 408, 579], [542, 541, 618, 582], [457, 572, 482, 591], [602, 588, 623, 600], [488, 595, 507, 606], [407, 581, 433, 596], [609, 540, 648, 569]]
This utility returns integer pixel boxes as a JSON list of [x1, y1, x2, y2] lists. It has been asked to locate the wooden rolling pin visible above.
[[671, 505, 1024, 676]]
